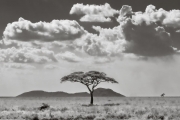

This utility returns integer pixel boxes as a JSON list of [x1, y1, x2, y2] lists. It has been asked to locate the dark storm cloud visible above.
[[120, 18, 174, 56], [166, 28, 180, 50], [116, 5, 179, 56]]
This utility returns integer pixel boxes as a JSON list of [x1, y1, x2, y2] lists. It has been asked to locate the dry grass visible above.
[[0, 97, 180, 120]]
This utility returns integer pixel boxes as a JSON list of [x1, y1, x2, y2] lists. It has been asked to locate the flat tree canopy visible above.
[[60, 71, 118, 104]]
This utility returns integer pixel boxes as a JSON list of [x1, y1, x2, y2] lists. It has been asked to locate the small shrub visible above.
[[117, 113, 131, 119], [38, 103, 50, 111], [135, 109, 147, 116], [60, 107, 68, 113], [33, 116, 39, 120], [147, 112, 164, 120], [94, 116, 106, 120], [103, 103, 120, 106], [82, 104, 99, 107], [125, 101, 131, 105], [168, 114, 180, 120], [106, 113, 131, 119], [104, 107, 111, 113]]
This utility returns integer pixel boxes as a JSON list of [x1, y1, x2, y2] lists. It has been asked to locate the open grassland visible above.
[[0, 97, 180, 120]]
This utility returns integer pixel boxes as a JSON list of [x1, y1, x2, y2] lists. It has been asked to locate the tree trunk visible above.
[[90, 92, 93, 105]]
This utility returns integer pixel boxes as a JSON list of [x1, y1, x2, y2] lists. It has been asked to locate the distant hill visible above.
[[17, 88, 125, 97], [93, 88, 124, 97]]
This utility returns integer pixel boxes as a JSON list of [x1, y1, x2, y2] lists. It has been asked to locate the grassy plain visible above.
[[0, 97, 180, 120]]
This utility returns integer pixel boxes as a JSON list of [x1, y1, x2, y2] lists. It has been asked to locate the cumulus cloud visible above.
[[3, 18, 86, 41], [119, 5, 133, 18], [48, 42, 74, 54], [142, 5, 180, 28], [2, 4, 180, 65], [70, 3, 118, 22], [0, 47, 57, 63], [70, 3, 118, 17], [0, 39, 32, 49], [55, 51, 82, 62], [28, 41, 76, 54], [92, 26, 123, 41], [80, 15, 111, 22], [72, 3, 180, 57], [0, 40, 20, 49], [73, 33, 126, 57]]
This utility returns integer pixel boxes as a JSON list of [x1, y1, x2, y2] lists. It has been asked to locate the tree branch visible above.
[[91, 80, 100, 91], [86, 85, 92, 93]]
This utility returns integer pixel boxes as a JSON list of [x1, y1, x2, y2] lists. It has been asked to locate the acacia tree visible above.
[[60, 71, 118, 105]]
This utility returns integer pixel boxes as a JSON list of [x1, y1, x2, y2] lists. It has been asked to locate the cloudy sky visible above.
[[1, 0, 180, 97]]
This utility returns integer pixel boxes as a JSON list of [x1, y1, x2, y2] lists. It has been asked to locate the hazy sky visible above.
[[1, 0, 180, 96]]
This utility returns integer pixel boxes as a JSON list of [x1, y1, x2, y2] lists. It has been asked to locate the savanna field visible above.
[[0, 97, 180, 120]]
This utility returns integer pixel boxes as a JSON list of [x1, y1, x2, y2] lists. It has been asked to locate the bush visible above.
[[60, 107, 68, 113], [103, 103, 120, 106], [38, 103, 50, 111]]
